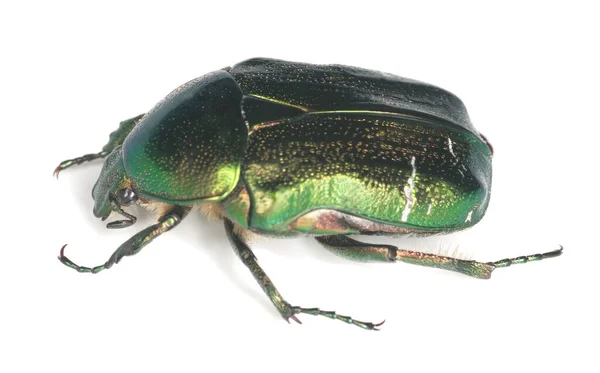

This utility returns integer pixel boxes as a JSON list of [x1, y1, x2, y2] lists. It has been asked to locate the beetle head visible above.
[[92, 145, 138, 228]]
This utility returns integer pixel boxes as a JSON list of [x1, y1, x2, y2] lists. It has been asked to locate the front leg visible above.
[[54, 113, 145, 177], [224, 220, 383, 330], [59, 206, 191, 273]]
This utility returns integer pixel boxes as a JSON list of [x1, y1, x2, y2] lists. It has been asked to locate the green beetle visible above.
[[55, 58, 561, 330]]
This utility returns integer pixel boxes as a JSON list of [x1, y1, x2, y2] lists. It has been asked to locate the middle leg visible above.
[[224, 220, 383, 330]]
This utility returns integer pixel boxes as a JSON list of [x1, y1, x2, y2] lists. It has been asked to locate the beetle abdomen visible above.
[[242, 112, 491, 233]]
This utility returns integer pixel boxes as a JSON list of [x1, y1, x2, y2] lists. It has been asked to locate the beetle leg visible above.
[[53, 151, 110, 177], [316, 235, 563, 279], [316, 235, 494, 278], [488, 246, 563, 268], [58, 206, 190, 273], [224, 220, 382, 330], [54, 113, 145, 177]]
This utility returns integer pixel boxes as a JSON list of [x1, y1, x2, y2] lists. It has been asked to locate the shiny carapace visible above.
[[55, 58, 562, 330]]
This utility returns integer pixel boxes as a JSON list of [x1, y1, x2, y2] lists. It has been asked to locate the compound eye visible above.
[[115, 188, 137, 206]]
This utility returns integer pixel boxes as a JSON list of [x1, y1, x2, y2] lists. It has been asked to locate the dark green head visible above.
[[92, 146, 138, 228]]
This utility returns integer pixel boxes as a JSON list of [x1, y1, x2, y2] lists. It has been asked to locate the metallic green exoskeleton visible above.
[[55, 58, 562, 330]]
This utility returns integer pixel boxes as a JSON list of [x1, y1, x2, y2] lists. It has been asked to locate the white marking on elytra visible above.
[[448, 137, 455, 157], [427, 203, 432, 215], [458, 164, 467, 179], [239, 97, 250, 129], [465, 210, 474, 223], [401, 156, 417, 222]]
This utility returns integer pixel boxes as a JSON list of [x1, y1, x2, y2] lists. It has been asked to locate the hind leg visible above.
[[315, 235, 562, 279]]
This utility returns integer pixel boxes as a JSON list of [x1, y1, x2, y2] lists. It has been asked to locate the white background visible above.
[[2, 1, 598, 372]]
